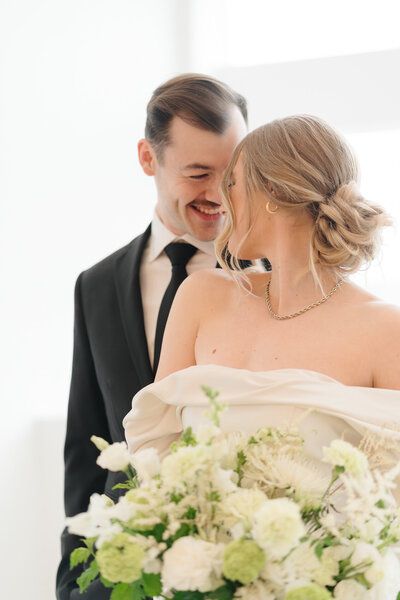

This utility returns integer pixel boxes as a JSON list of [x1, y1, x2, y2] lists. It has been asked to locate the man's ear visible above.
[[138, 139, 158, 176]]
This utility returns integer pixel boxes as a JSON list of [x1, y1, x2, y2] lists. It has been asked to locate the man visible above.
[[56, 73, 248, 599]]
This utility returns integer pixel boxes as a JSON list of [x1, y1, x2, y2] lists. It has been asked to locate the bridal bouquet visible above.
[[67, 388, 400, 600]]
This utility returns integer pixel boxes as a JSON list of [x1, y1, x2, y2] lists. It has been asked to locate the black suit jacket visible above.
[[56, 225, 154, 599]]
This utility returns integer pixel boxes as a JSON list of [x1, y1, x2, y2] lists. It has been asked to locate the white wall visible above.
[[0, 1, 186, 598]]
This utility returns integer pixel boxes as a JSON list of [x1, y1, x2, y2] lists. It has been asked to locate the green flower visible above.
[[96, 533, 144, 583], [222, 539, 265, 584], [284, 585, 332, 600]]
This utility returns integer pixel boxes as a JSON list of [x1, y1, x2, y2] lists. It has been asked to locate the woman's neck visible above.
[[261, 216, 337, 316]]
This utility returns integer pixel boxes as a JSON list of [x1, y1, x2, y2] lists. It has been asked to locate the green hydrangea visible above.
[[96, 533, 144, 583], [284, 585, 332, 600], [222, 539, 265, 584]]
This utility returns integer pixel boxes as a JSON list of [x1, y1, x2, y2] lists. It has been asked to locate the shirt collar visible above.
[[148, 210, 216, 262]]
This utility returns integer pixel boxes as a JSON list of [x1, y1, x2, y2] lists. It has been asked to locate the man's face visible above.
[[139, 107, 247, 241]]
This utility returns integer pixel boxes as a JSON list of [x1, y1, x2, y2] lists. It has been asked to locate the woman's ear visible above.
[[138, 139, 158, 176]]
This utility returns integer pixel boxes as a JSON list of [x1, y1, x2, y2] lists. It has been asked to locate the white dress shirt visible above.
[[139, 211, 217, 366]]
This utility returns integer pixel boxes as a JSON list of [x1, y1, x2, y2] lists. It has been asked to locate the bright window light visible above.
[[225, 0, 400, 66]]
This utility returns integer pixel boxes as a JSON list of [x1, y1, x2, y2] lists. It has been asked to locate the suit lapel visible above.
[[114, 224, 154, 387]]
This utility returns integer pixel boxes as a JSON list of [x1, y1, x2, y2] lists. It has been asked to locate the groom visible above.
[[56, 73, 248, 599]]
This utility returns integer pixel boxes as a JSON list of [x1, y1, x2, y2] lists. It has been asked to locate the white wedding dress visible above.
[[123, 366, 400, 599], [124, 365, 400, 463]]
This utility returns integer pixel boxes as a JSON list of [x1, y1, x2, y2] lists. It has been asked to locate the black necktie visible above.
[[153, 242, 197, 373]]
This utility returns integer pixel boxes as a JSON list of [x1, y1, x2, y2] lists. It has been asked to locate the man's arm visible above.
[[56, 273, 112, 600]]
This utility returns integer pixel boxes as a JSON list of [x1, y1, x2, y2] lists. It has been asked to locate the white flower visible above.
[[95, 522, 123, 548], [211, 468, 238, 495], [161, 536, 223, 592], [66, 511, 97, 538], [314, 546, 341, 586], [90, 435, 110, 451], [349, 541, 385, 585], [265, 455, 330, 509], [221, 488, 268, 530], [251, 498, 305, 559], [131, 448, 160, 483], [358, 517, 384, 543], [350, 541, 380, 569], [66, 493, 113, 538], [131, 534, 166, 574], [334, 579, 366, 599], [363, 550, 400, 599], [323, 440, 368, 480], [160, 445, 215, 491], [196, 423, 221, 444], [107, 496, 137, 522], [96, 441, 131, 471]]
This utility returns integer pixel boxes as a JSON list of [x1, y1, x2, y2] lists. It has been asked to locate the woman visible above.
[[123, 115, 400, 462]]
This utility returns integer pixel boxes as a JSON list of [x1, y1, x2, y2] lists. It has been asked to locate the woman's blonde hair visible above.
[[216, 115, 390, 280]]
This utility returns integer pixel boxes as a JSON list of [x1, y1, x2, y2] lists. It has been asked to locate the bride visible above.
[[123, 114, 400, 463]]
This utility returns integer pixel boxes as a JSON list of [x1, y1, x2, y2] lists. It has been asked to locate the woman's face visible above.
[[225, 154, 268, 259]]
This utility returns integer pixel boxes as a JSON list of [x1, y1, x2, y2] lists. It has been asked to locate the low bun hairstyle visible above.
[[217, 115, 390, 278]]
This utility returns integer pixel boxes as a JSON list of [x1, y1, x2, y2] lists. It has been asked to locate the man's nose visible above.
[[205, 177, 222, 204]]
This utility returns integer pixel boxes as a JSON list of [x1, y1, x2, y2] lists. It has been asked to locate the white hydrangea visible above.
[[251, 498, 305, 559], [96, 441, 132, 471], [334, 579, 366, 599], [161, 536, 223, 592], [131, 447, 160, 484], [323, 439, 368, 480]]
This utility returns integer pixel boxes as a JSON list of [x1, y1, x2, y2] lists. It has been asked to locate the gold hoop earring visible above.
[[266, 201, 278, 214]]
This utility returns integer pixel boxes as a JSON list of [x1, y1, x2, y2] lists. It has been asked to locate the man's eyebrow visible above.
[[182, 163, 214, 171]]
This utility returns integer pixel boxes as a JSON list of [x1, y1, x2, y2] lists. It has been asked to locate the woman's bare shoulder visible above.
[[177, 268, 238, 300]]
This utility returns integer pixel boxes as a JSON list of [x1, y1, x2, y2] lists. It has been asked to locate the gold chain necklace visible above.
[[264, 278, 344, 320]]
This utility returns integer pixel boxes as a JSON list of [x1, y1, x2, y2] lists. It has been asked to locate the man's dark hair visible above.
[[145, 73, 248, 160]]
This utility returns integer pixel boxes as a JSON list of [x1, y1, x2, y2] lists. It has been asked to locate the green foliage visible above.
[[207, 584, 236, 600], [112, 482, 136, 491], [184, 506, 197, 519], [354, 572, 371, 588], [206, 490, 221, 502], [142, 572, 162, 596], [234, 450, 247, 484], [170, 522, 197, 544], [312, 536, 334, 559], [82, 537, 96, 553], [76, 559, 99, 592], [110, 581, 144, 600], [170, 427, 197, 452], [201, 386, 226, 426], [172, 591, 204, 600], [171, 492, 185, 503], [70, 546, 91, 569], [332, 465, 345, 477], [100, 575, 114, 588]]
